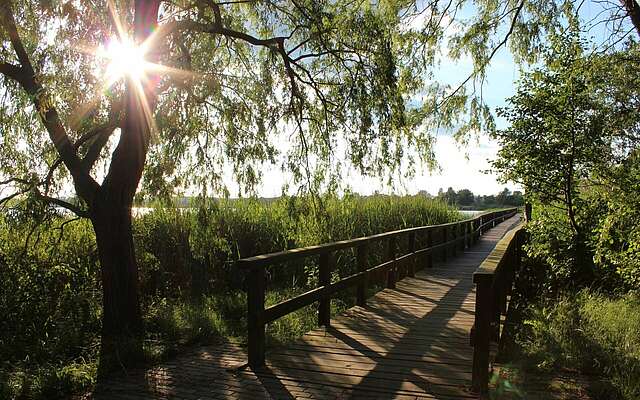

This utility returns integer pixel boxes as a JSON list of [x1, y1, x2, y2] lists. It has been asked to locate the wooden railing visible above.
[[238, 208, 519, 368], [471, 221, 525, 393]]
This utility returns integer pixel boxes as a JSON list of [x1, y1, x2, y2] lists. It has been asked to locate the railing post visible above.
[[451, 224, 457, 257], [247, 266, 265, 368], [356, 244, 368, 307], [427, 229, 433, 268], [474, 219, 479, 243], [442, 226, 448, 262], [408, 231, 416, 277], [491, 273, 503, 341], [318, 252, 333, 327], [387, 236, 397, 289], [472, 275, 492, 394], [465, 222, 470, 248], [515, 230, 523, 272], [460, 223, 466, 251]]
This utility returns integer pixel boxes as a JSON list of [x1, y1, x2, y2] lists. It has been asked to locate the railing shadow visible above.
[[90, 342, 276, 399], [345, 277, 473, 397]]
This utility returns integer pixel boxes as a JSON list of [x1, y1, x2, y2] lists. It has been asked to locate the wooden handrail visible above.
[[237, 209, 517, 269], [471, 221, 525, 394], [240, 207, 519, 368]]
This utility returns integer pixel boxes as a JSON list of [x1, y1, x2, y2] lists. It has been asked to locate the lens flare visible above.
[[100, 37, 148, 82]]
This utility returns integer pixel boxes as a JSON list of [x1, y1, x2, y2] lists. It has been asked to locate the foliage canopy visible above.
[[492, 33, 640, 288]]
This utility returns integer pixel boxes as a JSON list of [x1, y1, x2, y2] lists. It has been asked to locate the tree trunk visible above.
[[91, 198, 143, 373], [622, 0, 640, 38], [89, 0, 160, 373]]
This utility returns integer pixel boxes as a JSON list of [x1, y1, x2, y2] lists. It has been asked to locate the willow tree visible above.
[[0, 0, 429, 364], [0, 0, 637, 365]]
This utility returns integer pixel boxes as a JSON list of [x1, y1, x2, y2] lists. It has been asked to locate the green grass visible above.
[[494, 291, 640, 399]]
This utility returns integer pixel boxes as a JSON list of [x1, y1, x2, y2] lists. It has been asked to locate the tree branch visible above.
[[0, 3, 100, 204], [0, 61, 28, 86], [621, 0, 640, 37], [175, 4, 307, 114], [34, 190, 89, 218]]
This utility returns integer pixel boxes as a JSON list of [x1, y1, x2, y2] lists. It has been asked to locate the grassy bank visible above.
[[492, 291, 640, 400], [0, 194, 461, 399]]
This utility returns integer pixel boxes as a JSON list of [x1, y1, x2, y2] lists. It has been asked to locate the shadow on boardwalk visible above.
[[88, 215, 521, 400]]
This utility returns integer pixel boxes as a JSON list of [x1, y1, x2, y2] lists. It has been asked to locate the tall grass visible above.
[[502, 291, 640, 399], [134, 193, 461, 298]]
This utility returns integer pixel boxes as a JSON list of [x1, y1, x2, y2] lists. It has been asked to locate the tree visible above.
[[1, 0, 164, 366], [496, 188, 511, 206], [510, 190, 524, 206], [456, 188, 475, 206], [442, 187, 455, 205], [491, 34, 640, 275], [0, 0, 421, 366]]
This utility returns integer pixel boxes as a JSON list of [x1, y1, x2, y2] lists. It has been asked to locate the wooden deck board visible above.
[[90, 215, 521, 400]]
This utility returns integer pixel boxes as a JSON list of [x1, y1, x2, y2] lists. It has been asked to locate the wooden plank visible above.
[[302, 331, 475, 348], [288, 339, 474, 361], [318, 251, 333, 326], [356, 244, 368, 306], [247, 266, 265, 367], [269, 347, 473, 368], [279, 344, 474, 367], [266, 356, 473, 383], [266, 354, 473, 383], [252, 365, 478, 398]]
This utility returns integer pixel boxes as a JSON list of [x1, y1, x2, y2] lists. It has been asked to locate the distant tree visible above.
[[457, 189, 475, 206], [496, 188, 512, 206], [444, 187, 457, 205], [484, 195, 496, 206], [511, 191, 524, 206]]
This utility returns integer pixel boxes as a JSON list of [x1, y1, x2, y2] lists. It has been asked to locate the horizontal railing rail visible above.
[[471, 221, 525, 394], [238, 207, 519, 367]]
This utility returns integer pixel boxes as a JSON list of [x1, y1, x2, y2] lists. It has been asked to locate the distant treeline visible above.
[[418, 187, 524, 209]]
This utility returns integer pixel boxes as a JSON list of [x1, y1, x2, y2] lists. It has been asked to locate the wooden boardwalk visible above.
[[91, 215, 521, 400]]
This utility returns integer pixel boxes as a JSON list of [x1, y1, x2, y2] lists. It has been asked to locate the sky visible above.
[[242, 26, 524, 198], [334, 47, 522, 198]]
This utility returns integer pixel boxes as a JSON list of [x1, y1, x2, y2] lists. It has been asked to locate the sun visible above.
[[100, 37, 149, 83]]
